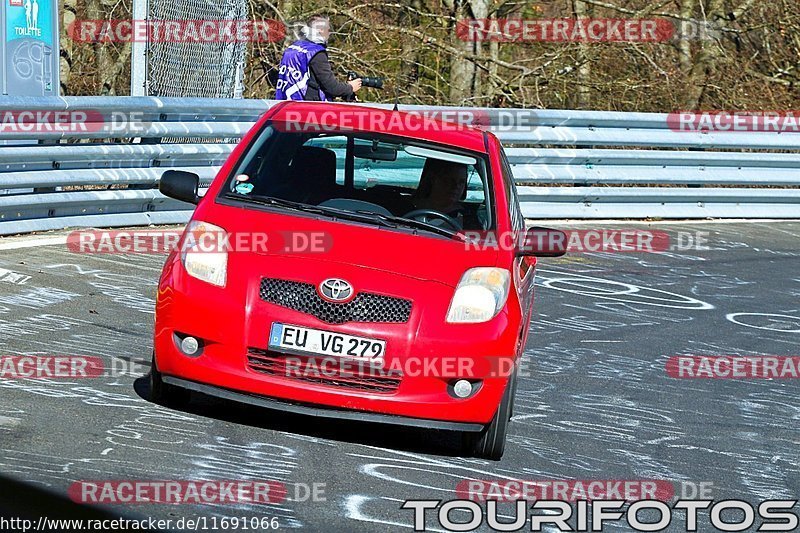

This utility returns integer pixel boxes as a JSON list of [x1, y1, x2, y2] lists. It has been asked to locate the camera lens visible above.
[[363, 77, 384, 89]]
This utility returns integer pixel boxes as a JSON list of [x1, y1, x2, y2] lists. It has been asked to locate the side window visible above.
[[499, 147, 524, 231], [465, 166, 485, 203], [353, 143, 426, 189], [304, 135, 348, 184]]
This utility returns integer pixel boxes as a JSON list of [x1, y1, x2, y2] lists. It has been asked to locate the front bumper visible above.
[[155, 330, 512, 424], [164, 376, 484, 432], [154, 253, 521, 426]]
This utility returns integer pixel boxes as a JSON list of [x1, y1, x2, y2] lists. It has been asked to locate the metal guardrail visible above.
[[0, 96, 799, 235]]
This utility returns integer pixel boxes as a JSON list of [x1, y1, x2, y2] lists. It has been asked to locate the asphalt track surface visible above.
[[0, 221, 798, 532]]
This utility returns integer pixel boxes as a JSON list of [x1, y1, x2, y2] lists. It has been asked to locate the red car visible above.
[[152, 101, 564, 459]]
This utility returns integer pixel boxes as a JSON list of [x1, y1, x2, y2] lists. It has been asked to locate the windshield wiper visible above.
[[222, 193, 401, 229], [222, 193, 460, 238], [222, 193, 331, 215], [356, 211, 463, 240]]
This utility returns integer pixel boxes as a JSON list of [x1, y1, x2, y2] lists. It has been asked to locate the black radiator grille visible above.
[[259, 278, 412, 325]]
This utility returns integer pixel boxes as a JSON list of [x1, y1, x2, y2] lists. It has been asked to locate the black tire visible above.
[[149, 353, 191, 407], [469, 373, 516, 460], [507, 370, 518, 421]]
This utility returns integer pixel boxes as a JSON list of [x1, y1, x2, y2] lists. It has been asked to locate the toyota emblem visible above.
[[318, 278, 354, 302]]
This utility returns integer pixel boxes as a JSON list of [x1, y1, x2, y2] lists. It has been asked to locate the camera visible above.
[[347, 71, 384, 90]]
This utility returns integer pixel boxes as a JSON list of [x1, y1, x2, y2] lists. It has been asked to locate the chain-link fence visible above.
[[146, 0, 247, 98]]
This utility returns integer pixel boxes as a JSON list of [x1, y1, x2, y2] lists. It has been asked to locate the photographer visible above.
[[274, 15, 362, 102]]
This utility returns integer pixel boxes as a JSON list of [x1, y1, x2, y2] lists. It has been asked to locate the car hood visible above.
[[201, 202, 499, 288]]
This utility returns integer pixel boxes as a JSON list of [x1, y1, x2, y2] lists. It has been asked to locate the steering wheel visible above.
[[402, 209, 461, 232]]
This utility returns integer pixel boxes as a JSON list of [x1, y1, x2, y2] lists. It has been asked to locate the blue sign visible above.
[[7, 0, 53, 46], [2, 0, 58, 96]]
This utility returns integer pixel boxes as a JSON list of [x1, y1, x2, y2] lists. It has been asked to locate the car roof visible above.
[[267, 101, 489, 153]]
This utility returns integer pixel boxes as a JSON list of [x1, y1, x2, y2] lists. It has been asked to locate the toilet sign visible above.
[[1, 0, 59, 95]]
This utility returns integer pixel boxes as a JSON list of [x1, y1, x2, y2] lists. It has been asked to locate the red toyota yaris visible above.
[[152, 101, 564, 459]]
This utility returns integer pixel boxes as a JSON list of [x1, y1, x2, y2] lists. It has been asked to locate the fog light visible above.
[[453, 379, 473, 399], [180, 336, 199, 356]]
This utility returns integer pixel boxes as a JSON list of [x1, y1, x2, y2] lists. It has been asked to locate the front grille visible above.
[[247, 348, 402, 393], [259, 278, 412, 325]]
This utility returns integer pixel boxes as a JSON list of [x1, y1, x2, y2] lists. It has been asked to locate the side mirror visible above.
[[159, 170, 200, 205], [517, 227, 568, 257]]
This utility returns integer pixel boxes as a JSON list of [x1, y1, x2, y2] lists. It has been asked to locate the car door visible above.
[[499, 146, 536, 344]]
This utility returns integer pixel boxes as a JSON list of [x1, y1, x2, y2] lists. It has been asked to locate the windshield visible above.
[[219, 125, 494, 234]]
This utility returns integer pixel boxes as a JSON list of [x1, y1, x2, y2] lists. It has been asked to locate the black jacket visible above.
[[306, 51, 354, 101]]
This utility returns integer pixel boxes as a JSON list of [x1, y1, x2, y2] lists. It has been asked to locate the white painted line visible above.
[[0, 225, 186, 250], [0, 416, 21, 428], [0, 236, 68, 250]]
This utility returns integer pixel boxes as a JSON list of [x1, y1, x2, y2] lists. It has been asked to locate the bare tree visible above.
[[62, 0, 798, 112]]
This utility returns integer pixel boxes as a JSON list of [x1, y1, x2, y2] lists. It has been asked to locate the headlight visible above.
[[181, 220, 227, 287], [446, 267, 511, 323]]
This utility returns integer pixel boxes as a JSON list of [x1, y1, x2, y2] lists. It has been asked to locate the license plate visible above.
[[269, 323, 386, 360]]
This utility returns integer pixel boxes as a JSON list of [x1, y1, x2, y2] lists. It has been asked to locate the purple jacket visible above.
[[275, 40, 328, 101]]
